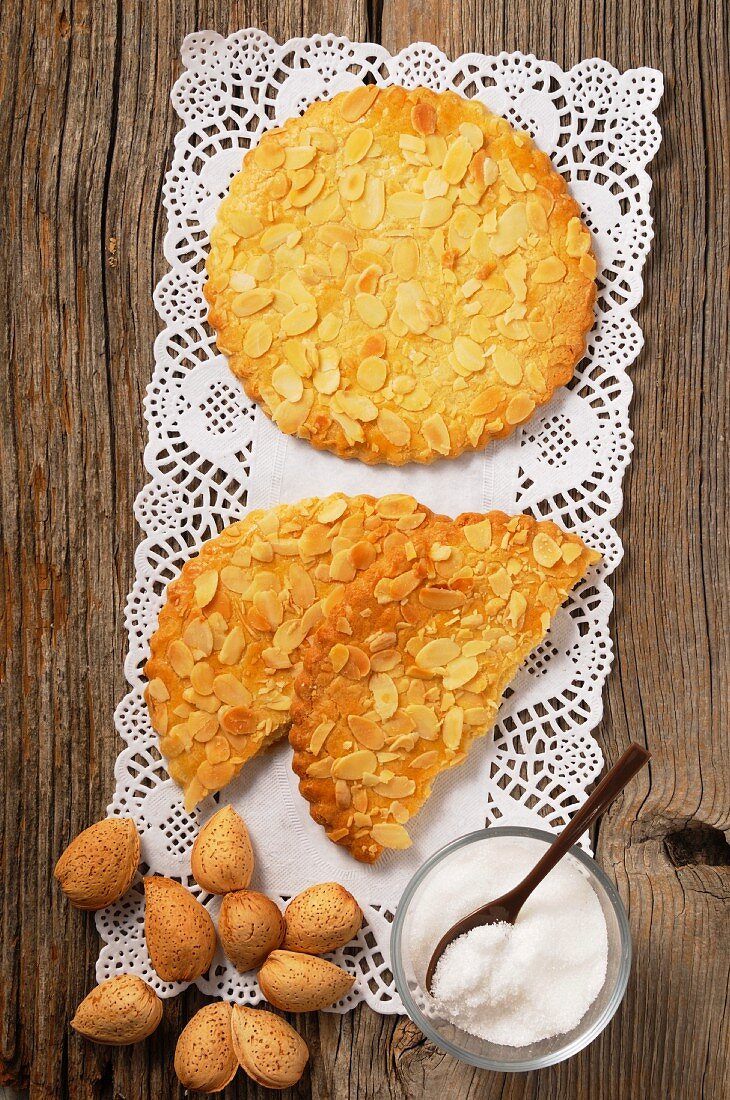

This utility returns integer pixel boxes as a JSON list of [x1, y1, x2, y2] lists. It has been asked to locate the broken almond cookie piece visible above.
[[290, 512, 600, 862], [144, 493, 444, 810], [205, 85, 596, 465]]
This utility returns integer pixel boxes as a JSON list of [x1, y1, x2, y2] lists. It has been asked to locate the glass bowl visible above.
[[391, 826, 631, 1072]]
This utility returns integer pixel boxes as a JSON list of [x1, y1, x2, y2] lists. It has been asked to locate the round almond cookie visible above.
[[144, 493, 443, 810], [290, 512, 600, 862], [205, 85, 596, 465]]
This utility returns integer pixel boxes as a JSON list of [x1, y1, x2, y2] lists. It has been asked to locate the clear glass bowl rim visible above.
[[390, 825, 632, 1073]]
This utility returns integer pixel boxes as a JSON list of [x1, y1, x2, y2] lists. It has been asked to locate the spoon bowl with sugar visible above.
[[424, 742, 650, 993]]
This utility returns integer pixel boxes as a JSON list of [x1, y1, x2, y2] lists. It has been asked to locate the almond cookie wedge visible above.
[[145, 494, 442, 810], [290, 512, 600, 861], [205, 85, 596, 465]]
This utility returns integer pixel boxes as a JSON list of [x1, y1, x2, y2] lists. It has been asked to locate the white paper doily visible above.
[[98, 31, 662, 1016]]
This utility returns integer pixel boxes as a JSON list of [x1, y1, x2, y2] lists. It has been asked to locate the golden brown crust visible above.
[[205, 85, 596, 465], [290, 512, 600, 861], [144, 493, 444, 809]]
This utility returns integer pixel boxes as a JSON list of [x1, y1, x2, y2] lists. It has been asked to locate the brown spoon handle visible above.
[[502, 742, 651, 914]]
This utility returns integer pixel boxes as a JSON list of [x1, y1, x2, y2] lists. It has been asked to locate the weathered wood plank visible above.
[[379, 4, 730, 1100], [1, 1, 727, 1098]]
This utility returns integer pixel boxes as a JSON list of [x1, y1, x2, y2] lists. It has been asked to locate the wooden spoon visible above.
[[425, 742, 650, 993]]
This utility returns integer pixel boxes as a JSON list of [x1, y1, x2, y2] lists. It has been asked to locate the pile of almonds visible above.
[[55, 807, 363, 1092]]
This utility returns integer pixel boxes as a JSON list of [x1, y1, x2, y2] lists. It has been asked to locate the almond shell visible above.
[[231, 1005, 308, 1090], [144, 876, 216, 982], [71, 974, 162, 1045], [54, 818, 140, 910]]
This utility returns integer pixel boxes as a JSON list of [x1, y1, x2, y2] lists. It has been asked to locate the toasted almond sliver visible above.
[[147, 677, 169, 702], [443, 655, 479, 691], [219, 626, 245, 666], [442, 137, 472, 184], [357, 355, 387, 392], [410, 749, 439, 769], [280, 303, 318, 337], [256, 141, 285, 170], [351, 176, 385, 231], [262, 647, 291, 669], [243, 321, 273, 359], [404, 703, 440, 740], [442, 706, 464, 750], [463, 517, 493, 552], [273, 390, 314, 434], [309, 720, 335, 755], [331, 749, 378, 780], [418, 586, 466, 611], [388, 191, 423, 219], [213, 673, 251, 708], [289, 172, 326, 208], [193, 570, 219, 608], [411, 101, 437, 136], [562, 542, 584, 565], [532, 531, 562, 567], [285, 145, 316, 170], [392, 237, 419, 280], [272, 363, 304, 402], [389, 570, 420, 600], [508, 589, 528, 628], [348, 714, 385, 750], [338, 392, 378, 423], [422, 413, 451, 454], [329, 643, 350, 673], [190, 662, 215, 695], [253, 589, 284, 628], [339, 164, 366, 202], [307, 756, 333, 778], [506, 393, 536, 425], [460, 121, 484, 149], [370, 672, 398, 720], [231, 288, 274, 317], [370, 823, 412, 849], [183, 618, 213, 656], [354, 293, 387, 329], [374, 775, 416, 799], [533, 256, 567, 283], [489, 566, 513, 600], [376, 494, 417, 520], [492, 346, 523, 386], [221, 209, 262, 238], [273, 618, 307, 654], [340, 85, 380, 123], [344, 126, 374, 164], [220, 565, 247, 593], [415, 639, 460, 670], [377, 409, 410, 448], [454, 335, 484, 374], [167, 639, 194, 679], [420, 197, 452, 228]]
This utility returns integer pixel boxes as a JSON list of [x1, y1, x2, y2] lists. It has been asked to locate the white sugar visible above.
[[409, 836, 609, 1047]]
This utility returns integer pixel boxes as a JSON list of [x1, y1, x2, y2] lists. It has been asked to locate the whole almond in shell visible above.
[[219, 890, 285, 972], [144, 876, 216, 982], [258, 950, 355, 1012], [283, 882, 362, 954], [191, 806, 254, 894], [231, 1005, 308, 1090], [71, 974, 162, 1045], [54, 818, 139, 910], [174, 1002, 238, 1094]]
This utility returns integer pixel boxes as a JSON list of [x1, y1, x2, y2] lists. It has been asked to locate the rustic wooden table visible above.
[[2, 1, 728, 1097]]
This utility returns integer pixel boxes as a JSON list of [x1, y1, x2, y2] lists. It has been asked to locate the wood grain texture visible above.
[[0, 1, 727, 1097]]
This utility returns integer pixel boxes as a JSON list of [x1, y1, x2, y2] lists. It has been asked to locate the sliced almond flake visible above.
[[272, 363, 304, 402], [340, 85, 379, 123]]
